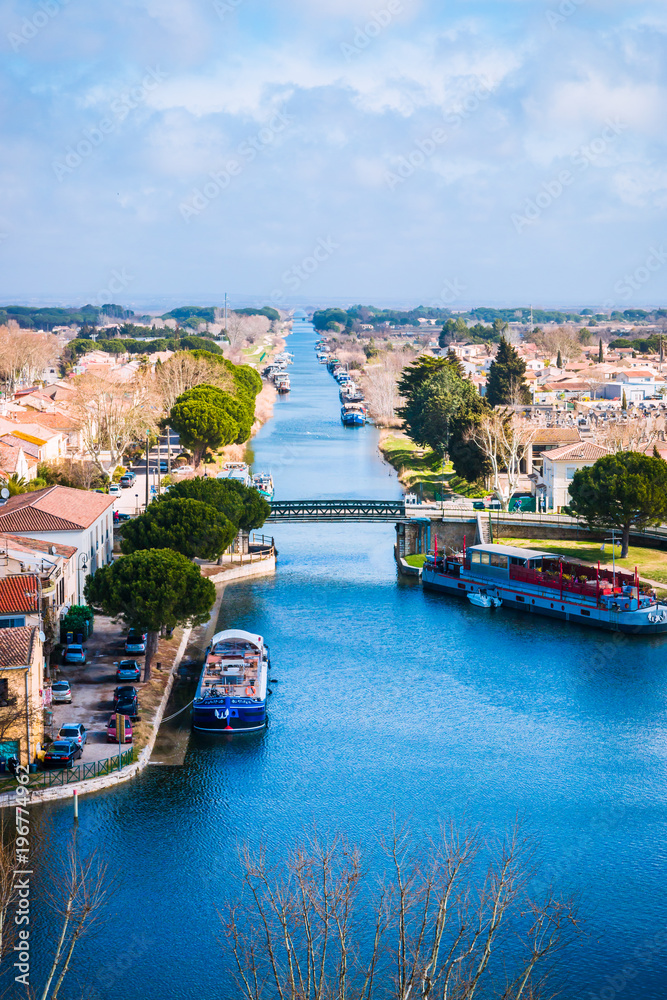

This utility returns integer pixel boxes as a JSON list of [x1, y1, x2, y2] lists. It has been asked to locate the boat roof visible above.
[[469, 543, 548, 560], [210, 628, 263, 648]]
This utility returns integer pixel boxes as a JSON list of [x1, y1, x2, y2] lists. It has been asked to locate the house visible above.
[[524, 428, 581, 478], [539, 442, 608, 511], [0, 536, 77, 618], [0, 625, 44, 766], [0, 441, 32, 481], [0, 486, 115, 603], [11, 410, 84, 456], [0, 575, 40, 630]]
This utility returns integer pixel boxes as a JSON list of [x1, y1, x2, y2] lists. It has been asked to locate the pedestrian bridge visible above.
[[266, 499, 406, 522]]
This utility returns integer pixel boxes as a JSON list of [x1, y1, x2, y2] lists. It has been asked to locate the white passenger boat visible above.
[[216, 462, 252, 487]]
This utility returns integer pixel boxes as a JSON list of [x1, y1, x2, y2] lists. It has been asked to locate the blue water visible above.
[[15, 321, 667, 999]]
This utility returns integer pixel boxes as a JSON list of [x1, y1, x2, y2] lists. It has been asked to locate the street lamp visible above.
[[77, 552, 88, 605]]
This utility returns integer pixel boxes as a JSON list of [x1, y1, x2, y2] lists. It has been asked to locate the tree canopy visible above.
[[485, 338, 531, 406], [566, 451, 667, 557], [84, 548, 215, 679], [169, 389, 240, 467], [161, 476, 270, 532], [120, 497, 237, 561]]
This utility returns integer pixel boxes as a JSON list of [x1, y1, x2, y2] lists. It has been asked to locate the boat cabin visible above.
[[199, 630, 263, 699], [467, 544, 546, 579]]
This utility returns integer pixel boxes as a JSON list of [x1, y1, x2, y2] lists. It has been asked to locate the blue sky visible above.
[[1, 0, 666, 310]]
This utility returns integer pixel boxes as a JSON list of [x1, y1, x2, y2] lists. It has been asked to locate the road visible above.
[[113, 431, 181, 516]]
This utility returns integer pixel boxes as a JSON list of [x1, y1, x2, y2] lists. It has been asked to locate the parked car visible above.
[[51, 680, 72, 703], [119, 472, 136, 488], [57, 723, 87, 747], [174, 464, 194, 474], [109, 483, 121, 495], [64, 644, 86, 665], [42, 740, 82, 769], [115, 659, 141, 682], [125, 630, 147, 654], [106, 714, 133, 743], [114, 511, 132, 523], [113, 685, 138, 708], [116, 694, 139, 718]]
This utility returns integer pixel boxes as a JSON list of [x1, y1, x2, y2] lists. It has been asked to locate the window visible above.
[[516, 595, 525, 603], [566, 466, 576, 481], [480, 552, 490, 565], [581, 609, 591, 617], [0, 679, 8, 702], [471, 552, 481, 564], [489, 552, 508, 569], [0, 617, 25, 629], [458, 583, 466, 590]]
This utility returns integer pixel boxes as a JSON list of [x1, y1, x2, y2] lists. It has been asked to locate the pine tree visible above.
[[622, 389, 627, 410], [485, 338, 531, 407], [556, 349, 562, 369], [598, 338, 603, 363]]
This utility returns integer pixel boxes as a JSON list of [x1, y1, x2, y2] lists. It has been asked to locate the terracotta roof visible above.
[[0, 532, 77, 559], [0, 442, 23, 475], [0, 575, 40, 614], [0, 485, 115, 532], [531, 428, 581, 445], [0, 434, 40, 459], [12, 411, 80, 431], [0, 626, 38, 667], [541, 442, 608, 462]]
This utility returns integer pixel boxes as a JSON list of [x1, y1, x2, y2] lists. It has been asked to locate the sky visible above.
[[1, 0, 667, 311]]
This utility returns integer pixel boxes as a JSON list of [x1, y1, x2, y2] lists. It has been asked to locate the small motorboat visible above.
[[252, 473, 274, 500], [467, 589, 502, 608]]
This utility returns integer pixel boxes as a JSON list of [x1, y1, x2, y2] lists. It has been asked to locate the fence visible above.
[[0, 748, 134, 794]]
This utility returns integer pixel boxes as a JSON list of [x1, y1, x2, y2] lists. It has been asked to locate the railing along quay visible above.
[[0, 749, 134, 795]]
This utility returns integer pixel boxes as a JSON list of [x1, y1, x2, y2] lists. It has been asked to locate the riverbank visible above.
[[378, 430, 486, 499]]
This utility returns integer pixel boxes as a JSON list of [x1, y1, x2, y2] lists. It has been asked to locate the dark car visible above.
[[125, 630, 147, 654], [113, 685, 138, 708], [119, 472, 136, 488], [42, 740, 82, 769], [115, 660, 141, 682], [116, 695, 139, 718]]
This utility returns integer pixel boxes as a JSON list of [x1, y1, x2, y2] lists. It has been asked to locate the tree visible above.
[[85, 548, 215, 680], [71, 371, 157, 475], [223, 822, 577, 1000], [622, 389, 627, 411], [438, 316, 468, 347], [468, 410, 535, 510], [179, 384, 254, 444], [556, 349, 562, 368], [485, 338, 531, 406], [169, 393, 239, 468], [120, 497, 237, 561], [155, 351, 235, 412], [598, 338, 604, 363], [0, 321, 58, 392], [158, 475, 270, 531], [566, 451, 667, 557]]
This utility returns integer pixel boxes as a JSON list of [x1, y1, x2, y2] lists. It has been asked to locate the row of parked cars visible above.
[[42, 630, 148, 768]]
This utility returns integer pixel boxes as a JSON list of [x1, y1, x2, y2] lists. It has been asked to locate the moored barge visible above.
[[422, 543, 667, 634], [193, 629, 269, 732]]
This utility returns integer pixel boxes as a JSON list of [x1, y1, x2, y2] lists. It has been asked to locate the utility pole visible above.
[[167, 425, 172, 475], [224, 292, 227, 336]]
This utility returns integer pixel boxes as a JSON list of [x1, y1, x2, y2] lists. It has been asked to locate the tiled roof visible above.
[[0, 434, 40, 458], [0, 532, 77, 559], [0, 485, 115, 532], [0, 626, 38, 667], [0, 575, 40, 613], [531, 428, 581, 445], [0, 442, 23, 475], [541, 442, 609, 462], [12, 411, 80, 431]]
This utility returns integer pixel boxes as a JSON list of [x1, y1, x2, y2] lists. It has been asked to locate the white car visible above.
[[109, 484, 121, 495], [51, 680, 72, 703], [175, 464, 194, 474]]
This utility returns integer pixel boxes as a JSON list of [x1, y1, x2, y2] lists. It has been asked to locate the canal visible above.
[[18, 320, 667, 999]]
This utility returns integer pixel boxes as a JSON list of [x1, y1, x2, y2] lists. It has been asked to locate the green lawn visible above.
[[404, 553, 427, 567], [501, 537, 667, 586], [380, 432, 486, 500]]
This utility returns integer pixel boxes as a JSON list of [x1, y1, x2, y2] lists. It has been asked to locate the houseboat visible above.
[[341, 402, 366, 426], [252, 473, 274, 500], [422, 542, 667, 634], [276, 376, 291, 393], [192, 629, 269, 732], [217, 462, 252, 487]]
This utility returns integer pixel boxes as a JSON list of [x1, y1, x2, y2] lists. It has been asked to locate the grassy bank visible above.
[[379, 431, 486, 500], [500, 537, 667, 588]]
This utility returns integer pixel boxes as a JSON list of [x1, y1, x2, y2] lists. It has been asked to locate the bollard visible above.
[[73, 788, 78, 821]]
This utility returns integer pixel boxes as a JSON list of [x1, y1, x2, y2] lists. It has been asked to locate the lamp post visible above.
[[77, 552, 88, 605]]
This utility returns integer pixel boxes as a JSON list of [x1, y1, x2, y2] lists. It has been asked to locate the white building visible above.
[[0, 486, 115, 603], [539, 442, 608, 512]]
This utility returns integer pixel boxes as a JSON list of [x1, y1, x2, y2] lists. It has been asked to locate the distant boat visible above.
[[341, 402, 366, 426], [276, 376, 291, 393], [217, 462, 251, 487], [252, 473, 274, 500]]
